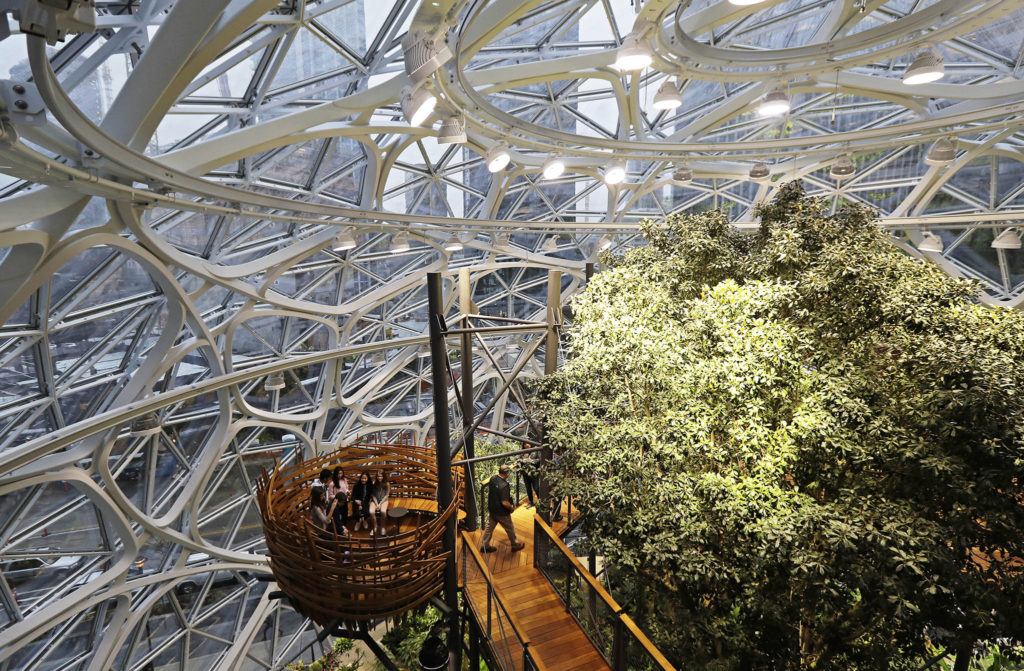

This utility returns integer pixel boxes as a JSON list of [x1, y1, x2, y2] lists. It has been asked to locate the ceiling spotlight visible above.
[[597, 234, 614, 252], [749, 161, 770, 181], [830, 155, 855, 180], [671, 164, 693, 185], [758, 88, 791, 117], [652, 80, 682, 111], [486, 143, 511, 172], [332, 228, 356, 252], [925, 137, 956, 166], [917, 231, 944, 254], [615, 33, 653, 71], [541, 236, 559, 253], [494, 233, 511, 249], [992, 228, 1021, 250], [391, 232, 411, 253], [402, 29, 453, 84], [264, 372, 285, 392], [400, 85, 436, 127], [903, 48, 944, 86], [129, 412, 161, 437], [603, 161, 626, 185], [437, 115, 466, 144], [444, 233, 463, 252], [541, 155, 565, 180]]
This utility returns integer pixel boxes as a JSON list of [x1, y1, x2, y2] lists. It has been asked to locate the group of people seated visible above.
[[309, 467, 391, 537]]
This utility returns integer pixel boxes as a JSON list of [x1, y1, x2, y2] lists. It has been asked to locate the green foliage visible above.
[[286, 637, 359, 671], [531, 182, 1024, 670], [379, 606, 442, 670]]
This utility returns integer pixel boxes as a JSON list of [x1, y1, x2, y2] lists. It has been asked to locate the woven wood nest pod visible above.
[[255, 442, 464, 625]]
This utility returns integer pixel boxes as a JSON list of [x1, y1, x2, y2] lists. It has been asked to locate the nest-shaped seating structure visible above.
[[256, 442, 464, 625]]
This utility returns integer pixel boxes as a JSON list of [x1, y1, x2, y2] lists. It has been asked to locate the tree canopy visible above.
[[531, 183, 1024, 670]]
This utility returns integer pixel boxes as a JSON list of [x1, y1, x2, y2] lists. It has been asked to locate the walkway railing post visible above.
[[427, 271, 460, 670], [612, 618, 627, 671], [458, 267, 479, 530]]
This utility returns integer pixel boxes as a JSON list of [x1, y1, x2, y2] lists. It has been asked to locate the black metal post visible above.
[[585, 262, 594, 282], [537, 270, 560, 524], [612, 619, 627, 671], [458, 267, 478, 530], [428, 272, 461, 670]]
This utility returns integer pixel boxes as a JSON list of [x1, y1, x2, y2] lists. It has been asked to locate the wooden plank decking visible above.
[[462, 506, 610, 671]]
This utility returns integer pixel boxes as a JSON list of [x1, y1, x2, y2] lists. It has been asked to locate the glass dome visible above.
[[2, 0, 1024, 668]]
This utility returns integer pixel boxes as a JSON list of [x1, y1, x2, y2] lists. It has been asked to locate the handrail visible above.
[[461, 531, 550, 671], [533, 516, 676, 671]]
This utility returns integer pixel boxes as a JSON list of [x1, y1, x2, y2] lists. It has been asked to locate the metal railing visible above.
[[461, 531, 549, 671], [533, 516, 676, 671]]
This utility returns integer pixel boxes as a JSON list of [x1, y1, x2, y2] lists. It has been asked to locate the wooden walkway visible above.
[[462, 505, 610, 671]]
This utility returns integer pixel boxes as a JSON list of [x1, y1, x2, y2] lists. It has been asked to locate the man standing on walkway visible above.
[[481, 464, 525, 553]]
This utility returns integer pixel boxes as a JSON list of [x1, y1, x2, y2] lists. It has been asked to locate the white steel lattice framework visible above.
[[2, 0, 1024, 669]]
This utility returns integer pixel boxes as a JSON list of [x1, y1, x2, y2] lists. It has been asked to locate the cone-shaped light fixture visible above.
[[904, 48, 944, 85], [486, 143, 511, 172], [401, 85, 436, 127], [917, 231, 944, 253], [129, 412, 161, 437], [925, 137, 956, 166], [992, 228, 1021, 250], [391, 232, 411, 252], [444, 233, 463, 252], [603, 161, 626, 185], [615, 34, 653, 71], [541, 155, 565, 180], [332, 228, 356, 252], [671, 165, 693, 185], [652, 80, 682, 111], [758, 89, 791, 117], [437, 115, 466, 144], [830, 155, 855, 180], [749, 161, 770, 180], [264, 372, 285, 391]]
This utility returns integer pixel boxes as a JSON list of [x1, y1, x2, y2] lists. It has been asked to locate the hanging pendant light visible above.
[[758, 88, 791, 117], [749, 162, 770, 181], [264, 372, 285, 391], [992, 228, 1021, 250], [925, 137, 956, 166], [615, 34, 653, 71], [903, 48, 944, 85], [129, 412, 161, 437], [917, 231, 943, 253], [652, 80, 682, 111], [332, 228, 356, 252], [830, 155, 855, 180], [671, 164, 693, 185], [443, 233, 463, 252], [391, 232, 411, 252]]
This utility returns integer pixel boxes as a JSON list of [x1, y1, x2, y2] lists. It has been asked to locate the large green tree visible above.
[[531, 183, 1024, 670]]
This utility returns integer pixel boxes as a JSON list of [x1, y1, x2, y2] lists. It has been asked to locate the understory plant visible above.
[[531, 182, 1024, 670]]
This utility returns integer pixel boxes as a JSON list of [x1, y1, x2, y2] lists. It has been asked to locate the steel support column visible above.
[[459, 267, 478, 531], [538, 270, 561, 524], [427, 271, 461, 669]]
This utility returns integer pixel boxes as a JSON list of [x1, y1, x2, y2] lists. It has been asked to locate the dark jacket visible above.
[[487, 475, 512, 517], [352, 481, 371, 506]]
